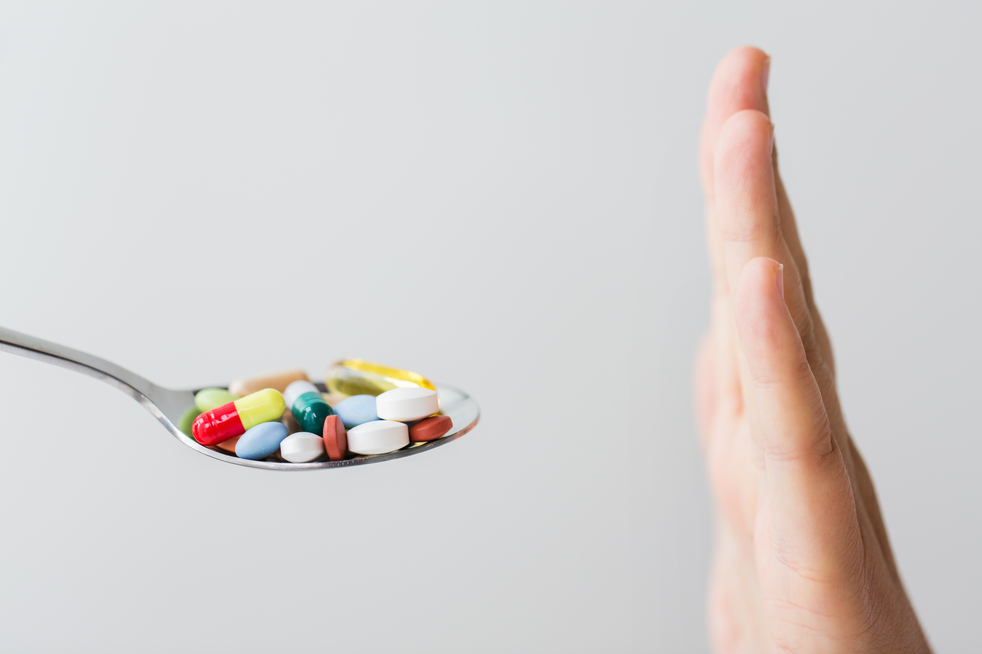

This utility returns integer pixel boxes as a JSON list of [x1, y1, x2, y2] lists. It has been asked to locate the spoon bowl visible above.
[[0, 326, 479, 470]]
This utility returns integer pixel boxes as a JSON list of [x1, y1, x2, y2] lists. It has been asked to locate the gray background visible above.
[[0, 2, 979, 652]]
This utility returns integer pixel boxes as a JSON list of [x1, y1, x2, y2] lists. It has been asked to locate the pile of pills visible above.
[[178, 360, 454, 463]]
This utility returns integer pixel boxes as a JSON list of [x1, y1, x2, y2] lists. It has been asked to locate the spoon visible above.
[[0, 325, 480, 470]]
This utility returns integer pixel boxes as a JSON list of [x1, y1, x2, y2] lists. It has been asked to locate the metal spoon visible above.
[[0, 325, 480, 470]]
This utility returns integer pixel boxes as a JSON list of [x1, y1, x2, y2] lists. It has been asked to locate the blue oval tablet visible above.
[[334, 394, 379, 429], [236, 421, 290, 460]]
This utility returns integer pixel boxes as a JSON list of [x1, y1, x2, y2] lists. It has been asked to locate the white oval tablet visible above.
[[279, 432, 326, 463], [347, 420, 410, 455], [375, 387, 439, 422]]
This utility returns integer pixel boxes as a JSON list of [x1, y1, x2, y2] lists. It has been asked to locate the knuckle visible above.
[[750, 352, 812, 392], [763, 411, 837, 468]]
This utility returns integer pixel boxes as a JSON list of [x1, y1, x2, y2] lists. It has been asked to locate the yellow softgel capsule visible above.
[[325, 359, 436, 397]]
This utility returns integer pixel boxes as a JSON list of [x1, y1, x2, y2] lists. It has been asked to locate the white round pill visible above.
[[375, 387, 439, 422], [347, 420, 410, 455], [279, 431, 326, 463]]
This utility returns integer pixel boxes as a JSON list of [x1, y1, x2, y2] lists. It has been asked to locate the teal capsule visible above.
[[283, 380, 334, 435]]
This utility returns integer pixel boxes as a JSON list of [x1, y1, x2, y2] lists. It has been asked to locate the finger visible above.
[[773, 147, 836, 375], [734, 258, 861, 581], [703, 59, 837, 410], [712, 109, 783, 464], [699, 46, 771, 410], [713, 111, 830, 416], [714, 110, 784, 290], [700, 47, 771, 195], [773, 157, 851, 472]]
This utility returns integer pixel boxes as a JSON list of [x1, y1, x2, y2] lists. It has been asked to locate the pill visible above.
[[321, 392, 348, 408], [178, 406, 202, 437], [228, 368, 309, 398], [281, 410, 302, 434], [322, 414, 348, 461], [279, 432, 325, 463], [192, 388, 286, 447], [376, 387, 439, 422], [409, 415, 453, 442], [284, 380, 335, 435], [326, 359, 435, 397], [194, 388, 237, 413], [333, 394, 379, 429], [236, 421, 290, 460], [347, 420, 410, 455], [215, 436, 240, 453]]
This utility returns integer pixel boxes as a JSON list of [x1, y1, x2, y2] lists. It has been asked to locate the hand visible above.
[[695, 47, 932, 653]]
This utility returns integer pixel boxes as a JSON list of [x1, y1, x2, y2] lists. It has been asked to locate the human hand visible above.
[[695, 47, 932, 653]]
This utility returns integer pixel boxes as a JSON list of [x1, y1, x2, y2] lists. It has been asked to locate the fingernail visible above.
[[775, 263, 785, 300], [761, 56, 771, 93]]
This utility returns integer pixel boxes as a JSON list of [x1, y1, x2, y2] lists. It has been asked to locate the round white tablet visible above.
[[346, 420, 410, 455], [375, 387, 439, 422], [279, 431, 326, 463]]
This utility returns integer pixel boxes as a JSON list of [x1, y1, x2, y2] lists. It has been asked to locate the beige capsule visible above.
[[281, 410, 302, 435], [228, 368, 309, 398], [321, 392, 348, 409]]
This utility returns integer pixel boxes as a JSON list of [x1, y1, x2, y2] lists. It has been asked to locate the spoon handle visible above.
[[0, 325, 175, 416]]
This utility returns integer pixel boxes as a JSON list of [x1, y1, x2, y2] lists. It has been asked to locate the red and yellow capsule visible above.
[[192, 388, 286, 447]]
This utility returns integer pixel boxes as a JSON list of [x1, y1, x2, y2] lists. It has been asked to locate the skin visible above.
[[694, 46, 933, 653]]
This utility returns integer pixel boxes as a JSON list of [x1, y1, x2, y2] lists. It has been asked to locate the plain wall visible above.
[[0, 2, 979, 652]]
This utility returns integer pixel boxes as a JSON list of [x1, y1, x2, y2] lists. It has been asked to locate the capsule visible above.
[[228, 368, 310, 398], [283, 380, 335, 435], [325, 359, 436, 397], [194, 387, 237, 413], [192, 388, 286, 447], [178, 406, 202, 437]]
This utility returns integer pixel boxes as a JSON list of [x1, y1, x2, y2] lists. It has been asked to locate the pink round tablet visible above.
[[323, 414, 348, 461], [409, 415, 453, 442]]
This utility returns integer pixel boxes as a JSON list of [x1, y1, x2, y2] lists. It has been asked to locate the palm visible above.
[[694, 48, 930, 654]]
